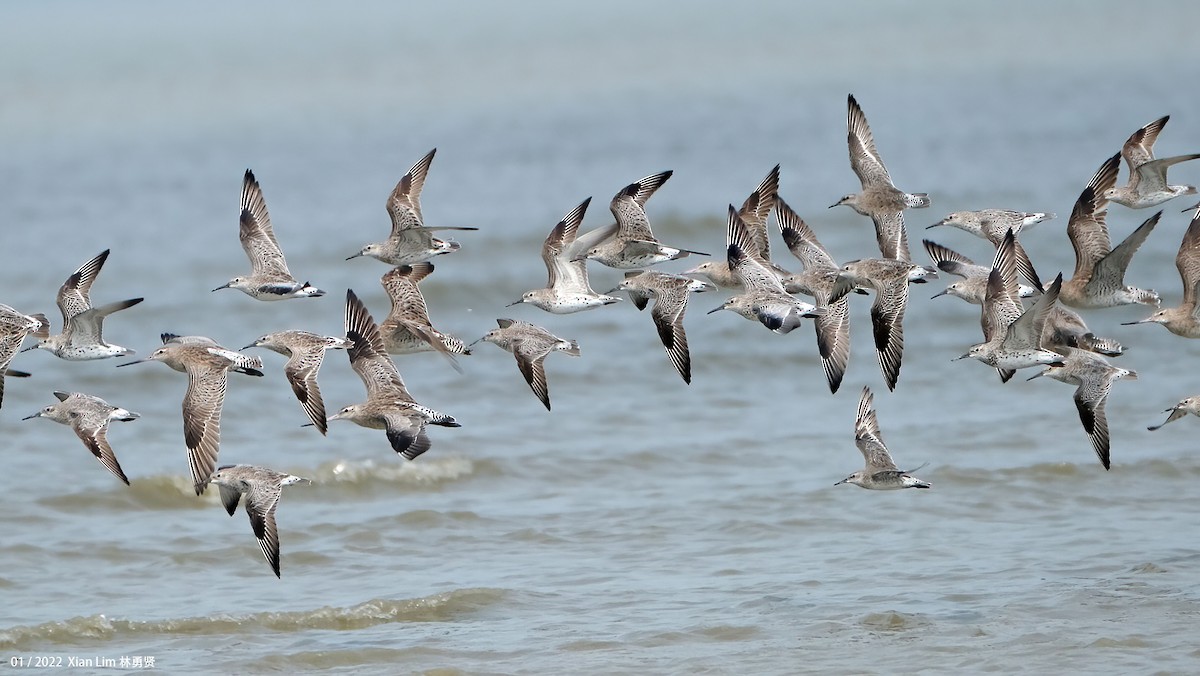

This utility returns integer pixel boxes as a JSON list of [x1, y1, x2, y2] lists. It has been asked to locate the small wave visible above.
[[1087, 635, 1157, 649], [953, 457, 1200, 483], [313, 454, 492, 488], [38, 474, 212, 513], [239, 647, 468, 672], [37, 455, 493, 513], [859, 611, 931, 632], [0, 588, 508, 650]]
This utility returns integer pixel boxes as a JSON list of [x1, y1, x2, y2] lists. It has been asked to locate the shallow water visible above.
[[2, 1, 1200, 673]]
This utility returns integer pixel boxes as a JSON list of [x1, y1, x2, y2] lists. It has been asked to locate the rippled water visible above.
[[3, 1, 1200, 673]]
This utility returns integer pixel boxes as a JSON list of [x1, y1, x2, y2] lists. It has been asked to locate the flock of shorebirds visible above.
[[3, 94, 1200, 577]]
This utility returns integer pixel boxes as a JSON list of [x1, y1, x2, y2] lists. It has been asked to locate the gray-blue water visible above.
[[2, 1, 1200, 673]]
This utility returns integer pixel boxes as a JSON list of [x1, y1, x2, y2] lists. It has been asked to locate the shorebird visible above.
[[924, 239, 1037, 305], [474, 318, 580, 410], [378, 263, 470, 365], [25, 250, 142, 360], [1062, 154, 1160, 309], [1027, 348, 1137, 470], [776, 197, 852, 393], [830, 94, 930, 262], [209, 464, 310, 578], [708, 205, 824, 335], [1148, 396, 1200, 431], [329, 290, 460, 459], [684, 165, 787, 289], [213, 169, 325, 301], [510, 197, 621, 313], [0, 304, 49, 408], [1122, 209, 1200, 337], [1043, 306, 1125, 357], [348, 148, 478, 264], [835, 386, 930, 490], [1103, 115, 1200, 209], [925, 239, 1123, 356], [22, 391, 138, 485], [576, 170, 707, 269], [116, 336, 264, 494], [926, 209, 1048, 291], [613, 270, 714, 384], [242, 330, 352, 434], [929, 209, 1053, 238], [155, 334, 265, 375], [957, 231, 1065, 380], [833, 255, 937, 391]]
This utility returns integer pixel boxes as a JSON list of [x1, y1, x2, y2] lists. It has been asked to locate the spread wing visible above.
[[239, 170, 292, 277], [383, 412, 433, 460], [56, 249, 108, 325], [871, 210, 911, 261], [245, 482, 284, 577], [1005, 274, 1062, 351], [1067, 155, 1119, 279], [812, 281, 851, 394], [72, 417, 130, 485], [1073, 378, 1113, 470], [1121, 115, 1168, 182], [649, 285, 692, 384], [982, 231, 1024, 342], [871, 278, 908, 391], [217, 482, 242, 516], [511, 336, 556, 411], [923, 239, 986, 279], [0, 335, 22, 408], [345, 290, 412, 402], [1177, 211, 1200, 306], [183, 361, 227, 495], [387, 148, 436, 234], [543, 198, 593, 292], [738, 164, 780, 259], [284, 348, 329, 434], [854, 386, 897, 471], [62, 298, 142, 346], [610, 170, 672, 241], [727, 206, 785, 293], [777, 197, 837, 270], [847, 94, 893, 189], [1085, 212, 1159, 298], [1133, 154, 1200, 194], [380, 263, 434, 327]]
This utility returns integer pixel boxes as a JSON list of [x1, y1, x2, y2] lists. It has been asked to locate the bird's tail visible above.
[[30, 313, 50, 339], [905, 193, 931, 209]]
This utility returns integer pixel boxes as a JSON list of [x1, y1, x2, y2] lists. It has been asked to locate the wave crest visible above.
[[0, 588, 507, 650], [38, 455, 494, 513]]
